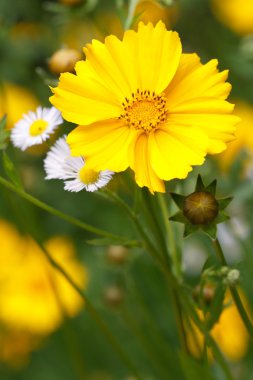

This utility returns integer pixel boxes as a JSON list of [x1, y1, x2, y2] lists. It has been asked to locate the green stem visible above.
[[104, 189, 167, 269], [170, 288, 189, 355], [213, 238, 253, 338], [141, 189, 169, 265], [181, 295, 235, 380], [157, 193, 182, 279], [205, 335, 235, 380], [0, 176, 130, 242], [103, 189, 187, 355], [120, 307, 172, 380], [35, 239, 143, 379], [124, 0, 139, 29]]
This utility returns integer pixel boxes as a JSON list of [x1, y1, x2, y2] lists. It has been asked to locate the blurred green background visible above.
[[1, 0, 253, 379]]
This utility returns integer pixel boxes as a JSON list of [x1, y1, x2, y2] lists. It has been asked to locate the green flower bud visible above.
[[183, 191, 219, 225]]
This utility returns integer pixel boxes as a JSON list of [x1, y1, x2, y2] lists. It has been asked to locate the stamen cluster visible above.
[[120, 89, 167, 133]]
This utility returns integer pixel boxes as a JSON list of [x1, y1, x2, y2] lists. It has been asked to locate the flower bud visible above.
[[224, 269, 240, 286], [48, 48, 83, 75], [183, 191, 219, 225], [193, 284, 216, 306], [106, 245, 129, 265], [104, 286, 124, 308]]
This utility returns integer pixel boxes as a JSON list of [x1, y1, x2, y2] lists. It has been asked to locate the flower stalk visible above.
[[212, 238, 253, 338]]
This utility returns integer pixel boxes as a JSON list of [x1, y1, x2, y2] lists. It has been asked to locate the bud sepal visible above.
[[170, 175, 232, 239]]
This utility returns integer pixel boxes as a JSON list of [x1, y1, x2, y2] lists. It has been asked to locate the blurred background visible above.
[[1, 0, 253, 379]]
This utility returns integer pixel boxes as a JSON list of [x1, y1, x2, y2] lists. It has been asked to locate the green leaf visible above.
[[218, 197, 233, 210], [184, 223, 198, 238], [180, 352, 216, 380], [170, 192, 185, 209], [0, 114, 10, 150], [2, 152, 23, 189], [202, 224, 217, 240], [215, 212, 230, 224], [206, 179, 217, 196], [86, 237, 141, 248], [195, 174, 205, 192], [206, 285, 226, 330], [169, 211, 187, 224]]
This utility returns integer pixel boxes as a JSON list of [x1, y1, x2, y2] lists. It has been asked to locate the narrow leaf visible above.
[[218, 197, 233, 210], [206, 179, 217, 196], [170, 192, 185, 209], [169, 211, 187, 224], [2, 152, 23, 189], [202, 224, 217, 240], [195, 174, 205, 192], [184, 223, 198, 238], [87, 237, 141, 248]]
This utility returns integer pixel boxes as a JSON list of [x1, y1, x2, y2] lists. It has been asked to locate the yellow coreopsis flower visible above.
[[50, 21, 238, 193], [186, 291, 250, 361], [211, 0, 253, 36], [0, 83, 39, 130], [217, 102, 253, 171], [0, 221, 87, 335]]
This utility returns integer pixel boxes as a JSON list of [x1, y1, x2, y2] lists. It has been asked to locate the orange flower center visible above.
[[120, 90, 167, 133]]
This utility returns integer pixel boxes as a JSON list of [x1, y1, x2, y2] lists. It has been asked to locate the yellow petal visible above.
[[167, 113, 239, 154], [50, 71, 122, 125], [166, 55, 232, 107], [67, 119, 136, 172], [149, 126, 209, 181], [129, 133, 165, 193], [134, 21, 182, 93]]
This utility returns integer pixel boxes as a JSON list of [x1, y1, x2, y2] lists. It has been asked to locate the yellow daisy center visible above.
[[79, 166, 99, 184], [29, 119, 48, 137], [120, 90, 167, 133]]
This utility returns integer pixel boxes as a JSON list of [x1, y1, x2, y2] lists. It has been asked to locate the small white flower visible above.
[[11, 106, 63, 151], [44, 136, 114, 192]]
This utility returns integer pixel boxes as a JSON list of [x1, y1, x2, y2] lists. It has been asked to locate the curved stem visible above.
[[124, 0, 139, 29], [213, 238, 253, 338], [157, 193, 182, 279], [36, 239, 143, 379], [0, 176, 129, 242]]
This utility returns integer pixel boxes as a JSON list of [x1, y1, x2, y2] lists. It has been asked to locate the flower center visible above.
[[120, 90, 167, 133], [29, 120, 48, 137], [79, 166, 99, 185]]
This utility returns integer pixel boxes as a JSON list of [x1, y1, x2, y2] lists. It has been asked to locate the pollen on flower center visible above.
[[29, 120, 48, 137], [79, 166, 99, 185], [120, 90, 168, 132]]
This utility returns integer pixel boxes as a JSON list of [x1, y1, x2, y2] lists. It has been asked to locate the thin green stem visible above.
[[0, 176, 129, 242], [35, 239, 143, 379], [120, 307, 172, 380], [103, 189, 187, 355], [213, 238, 253, 338], [205, 335, 235, 380], [124, 0, 139, 29], [170, 289, 189, 355], [181, 295, 235, 380], [104, 189, 167, 269], [157, 193, 182, 279]]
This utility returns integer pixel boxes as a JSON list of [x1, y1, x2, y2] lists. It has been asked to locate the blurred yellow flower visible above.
[[186, 290, 250, 361], [0, 221, 87, 335], [217, 102, 253, 171], [211, 0, 253, 35], [0, 330, 40, 369], [134, 0, 178, 27], [0, 83, 39, 130], [51, 21, 238, 193]]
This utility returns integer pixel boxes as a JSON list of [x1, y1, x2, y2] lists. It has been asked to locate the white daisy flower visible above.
[[44, 136, 114, 192], [11, 106, 63, 151]]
